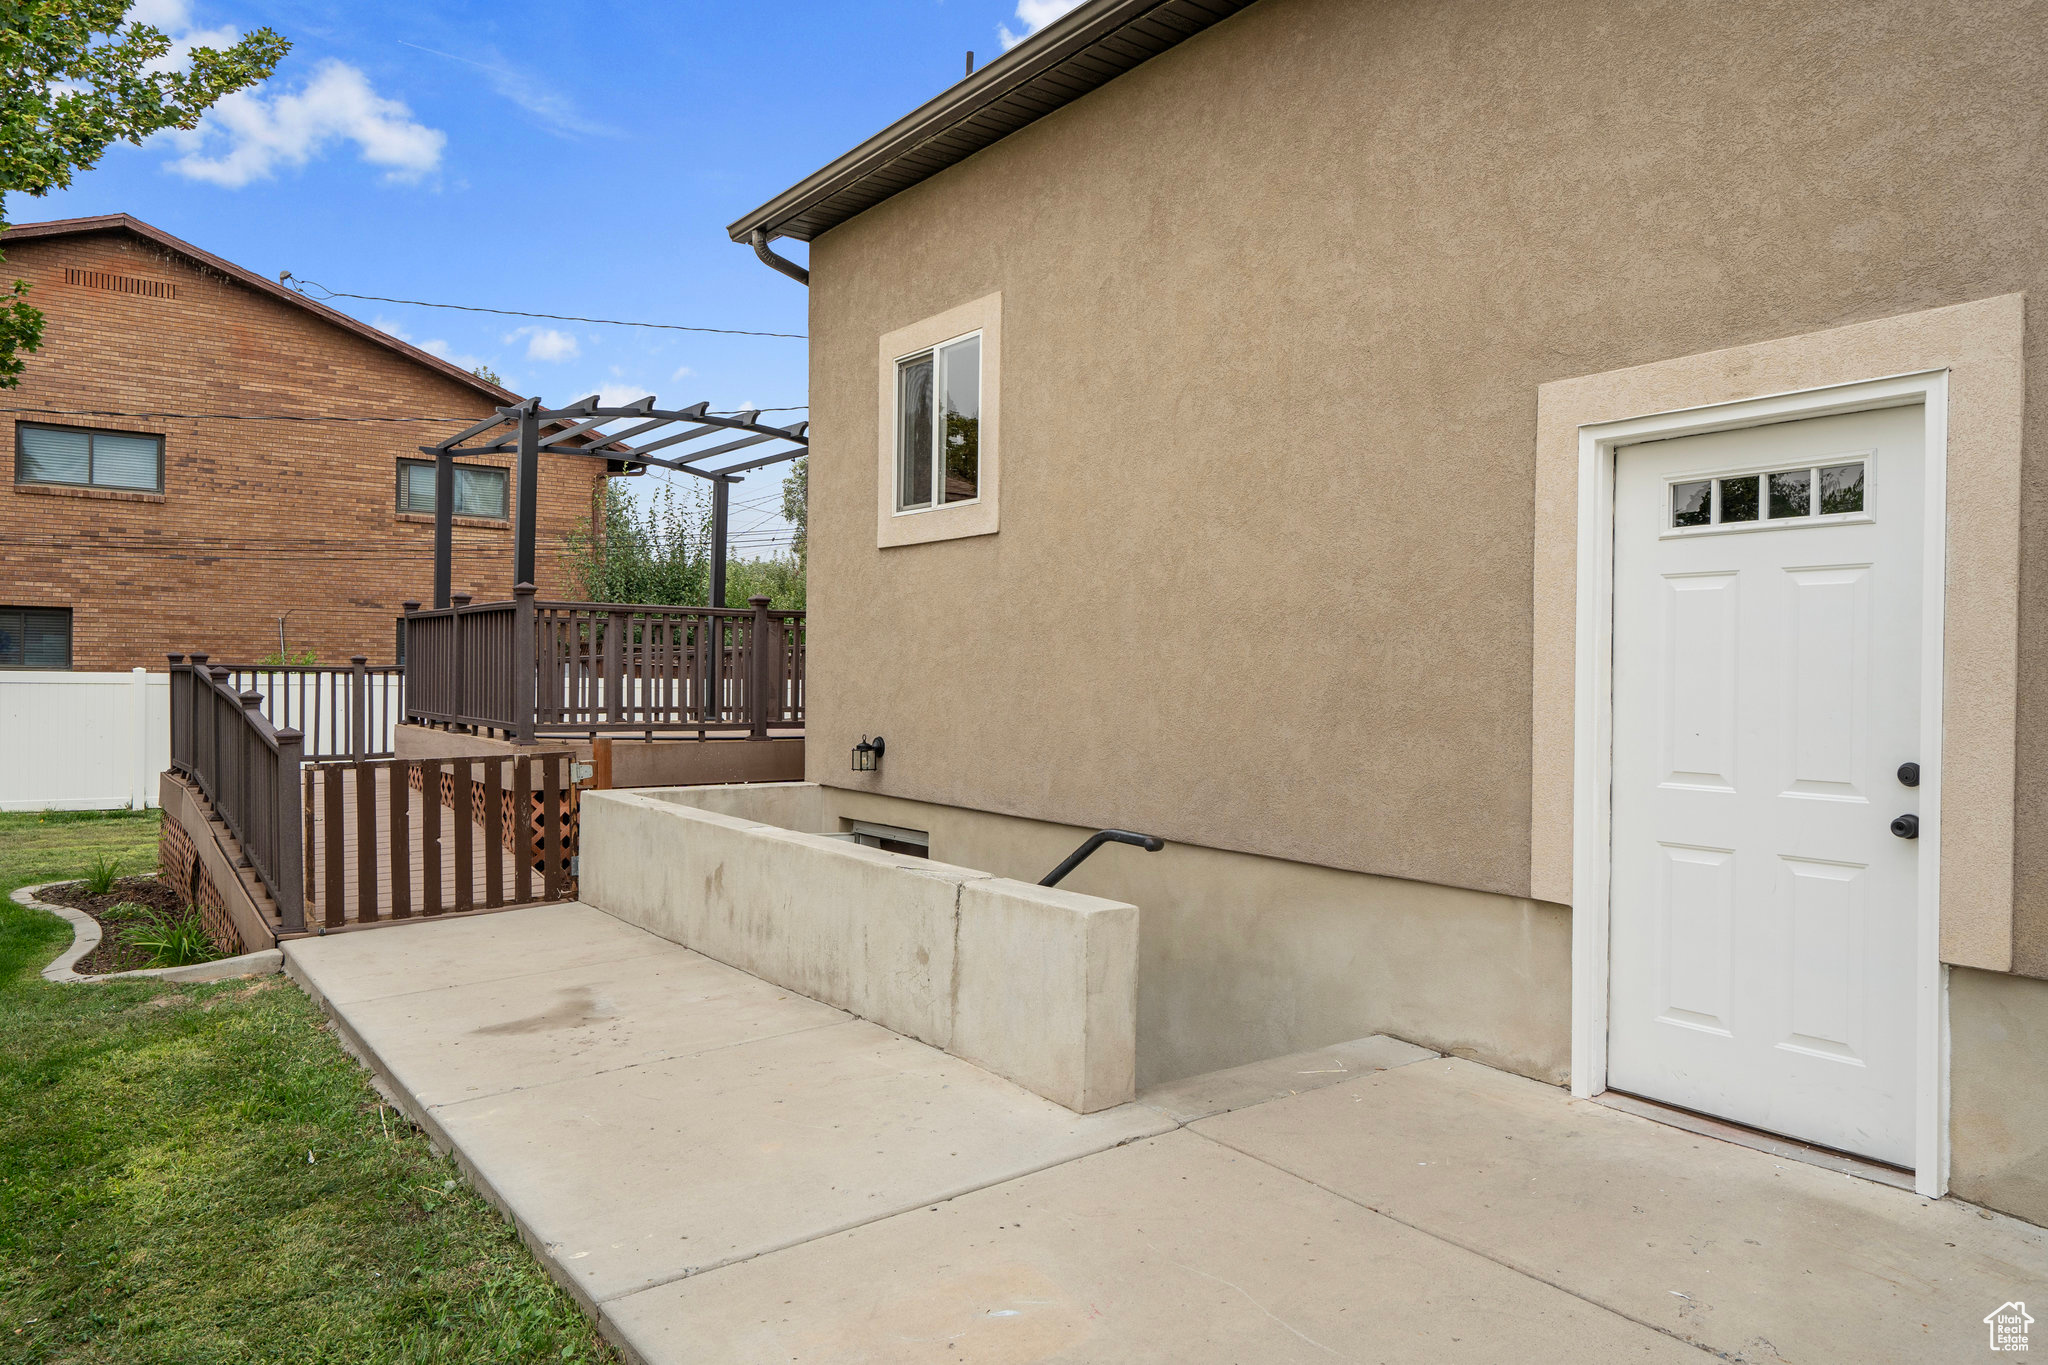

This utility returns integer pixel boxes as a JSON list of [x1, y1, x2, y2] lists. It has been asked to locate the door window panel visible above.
[[1719, 476, 1761, 523], [1672, 461, 1869, 530], [1672, 480, 1711, 527], [1768, 468, 1812, 519], [1819, 463, 1866, 515]]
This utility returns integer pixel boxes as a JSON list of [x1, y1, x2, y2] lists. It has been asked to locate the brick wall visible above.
[[0, 227, 609, 671]]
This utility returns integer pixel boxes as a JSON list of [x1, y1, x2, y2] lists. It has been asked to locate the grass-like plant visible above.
[[124, 908, 221, 969], [98, 901, 155, 924], [80, 854, 120, 896]]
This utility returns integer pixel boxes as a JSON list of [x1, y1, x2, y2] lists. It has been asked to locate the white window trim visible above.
[[1569, 371, 1951, 1197], [892, 329, 984, 515], [876, 292, 1000, 548]]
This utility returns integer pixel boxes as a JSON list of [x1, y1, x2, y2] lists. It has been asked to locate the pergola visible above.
[[421, 396, 809, 609]]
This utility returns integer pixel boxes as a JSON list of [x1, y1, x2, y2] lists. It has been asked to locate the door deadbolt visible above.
[[1897, 762, 1921, 788], [1891, 813, 1920, 840]]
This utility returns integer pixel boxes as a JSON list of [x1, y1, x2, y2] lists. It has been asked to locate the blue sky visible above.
[[17, 0, 1083, 554]]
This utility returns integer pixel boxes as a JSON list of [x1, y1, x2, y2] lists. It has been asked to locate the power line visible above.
[[282, 275, 809, 341]]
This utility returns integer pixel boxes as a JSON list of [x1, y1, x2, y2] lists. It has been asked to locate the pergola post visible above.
[[433, 444, 455, 609], [514, 403, 541, 590], [710, 475, 731, 609]]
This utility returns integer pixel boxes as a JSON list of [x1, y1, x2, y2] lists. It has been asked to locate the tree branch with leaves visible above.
[[1, 0, 289, 385]]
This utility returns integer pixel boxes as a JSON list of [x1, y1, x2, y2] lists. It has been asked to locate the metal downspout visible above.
[[749, 229, 810, 286]]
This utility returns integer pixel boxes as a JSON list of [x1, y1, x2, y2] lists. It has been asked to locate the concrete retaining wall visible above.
[[580, 788, 1137, 1113]]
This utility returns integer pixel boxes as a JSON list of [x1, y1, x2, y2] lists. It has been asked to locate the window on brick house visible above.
[[396, 458, 510, 520], [0, 607, 72, 669], [16, 424, 163, 492]]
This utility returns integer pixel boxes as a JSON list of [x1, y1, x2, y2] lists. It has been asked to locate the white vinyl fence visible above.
[[0, 669, 168, 811], [223, 667, 403, 760]]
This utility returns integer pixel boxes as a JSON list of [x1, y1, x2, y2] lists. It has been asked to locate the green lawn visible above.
[[0, 810, 614, 1364]]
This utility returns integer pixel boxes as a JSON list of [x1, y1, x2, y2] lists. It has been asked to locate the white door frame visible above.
[[1570, 370, 1950, 1196]]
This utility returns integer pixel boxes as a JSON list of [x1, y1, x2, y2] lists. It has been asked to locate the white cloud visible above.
[[999, 0, 1085, 49], [398, 41, 619, 140], [127, 0, 193, 29], [670, 364, 695, 383], [371, 315, 489, 373], [506, 326, 580, 362], [164, 59, 445, 187]]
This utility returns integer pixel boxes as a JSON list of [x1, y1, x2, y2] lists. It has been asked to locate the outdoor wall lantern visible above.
[[852, 735, 886, 772]]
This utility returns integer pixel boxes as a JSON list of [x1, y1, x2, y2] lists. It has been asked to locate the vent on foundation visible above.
[[64, 266, 177, 300]]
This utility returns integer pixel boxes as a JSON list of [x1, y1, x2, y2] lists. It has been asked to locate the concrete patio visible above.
[[283, 903, 2044, 1364]]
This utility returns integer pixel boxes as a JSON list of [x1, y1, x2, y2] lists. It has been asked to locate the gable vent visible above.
[[64, 266, 177, 300]]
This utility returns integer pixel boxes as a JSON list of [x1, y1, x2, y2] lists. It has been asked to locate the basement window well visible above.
[[845, 820, 929, 857]]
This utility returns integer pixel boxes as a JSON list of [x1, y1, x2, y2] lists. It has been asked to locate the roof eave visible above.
[[727, 0, 1249, 245]]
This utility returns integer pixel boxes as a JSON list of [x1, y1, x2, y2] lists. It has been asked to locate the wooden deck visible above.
[[297, 756, 572, 933]]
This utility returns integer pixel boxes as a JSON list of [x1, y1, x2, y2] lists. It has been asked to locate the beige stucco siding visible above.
[[805, 0, 2048, 935]]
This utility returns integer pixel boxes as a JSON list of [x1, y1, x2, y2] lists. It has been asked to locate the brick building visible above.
[[0, 214, 611, 671]]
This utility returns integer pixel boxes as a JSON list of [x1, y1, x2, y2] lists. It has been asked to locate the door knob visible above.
[[1898, 762, 1920, 788], [1891, 813, 1919, 839]]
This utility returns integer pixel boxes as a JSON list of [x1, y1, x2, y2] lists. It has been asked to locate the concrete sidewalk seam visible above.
[[1189, 1122, 1728, 1360], [585, 1039, 1452, 1313], [595, 1112, 1177, 1306]]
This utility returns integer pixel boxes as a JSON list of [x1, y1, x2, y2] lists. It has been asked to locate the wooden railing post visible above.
[[166, 655, 187, 771], [185, 654, 207, 789], [349, 655, 368, 762], [450, 593, 471, 732], [238, 690, 264, 853], [604, 608, 625, 730], [512, 583, 537, 745], [273, 727, 305, 933], [400, 602, 420, 725], [748, 596, 771, 738], [206, 665, 229, 806]]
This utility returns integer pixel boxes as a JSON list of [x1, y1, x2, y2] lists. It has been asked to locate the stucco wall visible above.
[[803, 0, 2048, 950]]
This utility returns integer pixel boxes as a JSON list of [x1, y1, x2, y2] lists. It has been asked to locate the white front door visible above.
[[1607, 405, 1925, 1167]]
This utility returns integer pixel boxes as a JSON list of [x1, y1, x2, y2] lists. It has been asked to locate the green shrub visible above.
[[124, 907, 221, 968], [80, 853, 120, 895], [566, 479, 805, 610]]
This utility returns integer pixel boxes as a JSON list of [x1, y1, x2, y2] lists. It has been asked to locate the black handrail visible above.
[[1040, 829, 1164, 887]]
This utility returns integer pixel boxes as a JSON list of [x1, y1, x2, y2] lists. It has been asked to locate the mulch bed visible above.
[[36, 876, 189, 976]]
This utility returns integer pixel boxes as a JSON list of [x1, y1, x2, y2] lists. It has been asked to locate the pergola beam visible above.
[[700, 445, 809, 477], [422, 393, 808, 610], [542, 394, 652, 448]]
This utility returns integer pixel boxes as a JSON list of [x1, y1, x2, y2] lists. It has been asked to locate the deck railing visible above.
[[403, 585, 804, 741], [301, 751, 578, 928], [167, 655, 305, 933], [219, 658, 404, 761]]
